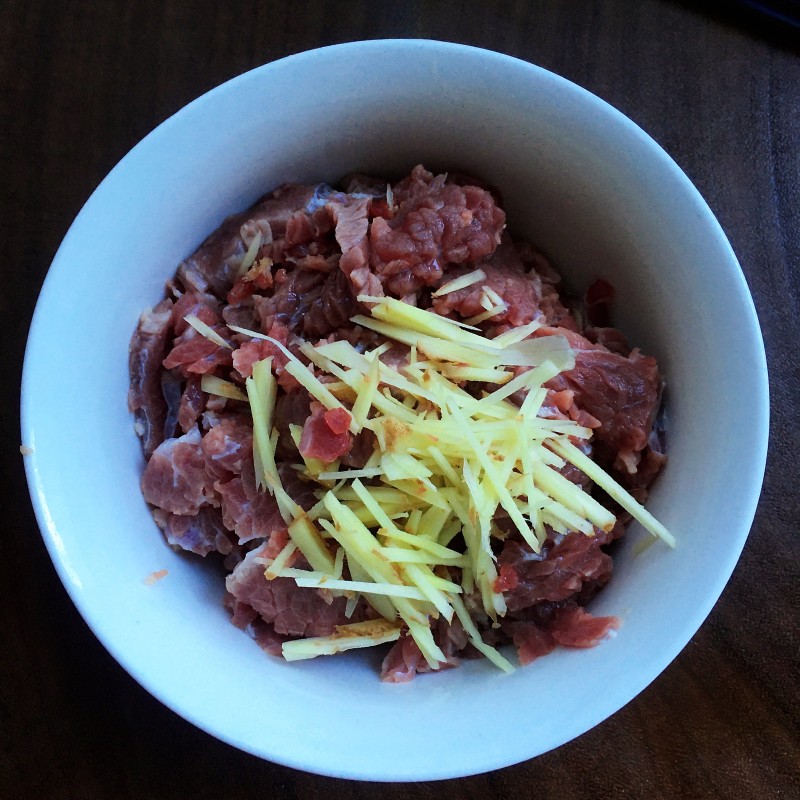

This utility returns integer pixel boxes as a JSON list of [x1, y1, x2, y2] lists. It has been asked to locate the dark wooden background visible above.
[[2, 1, 798, 797]]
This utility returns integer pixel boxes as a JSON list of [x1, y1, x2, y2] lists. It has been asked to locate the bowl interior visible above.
[[22, 40, 768, 781]]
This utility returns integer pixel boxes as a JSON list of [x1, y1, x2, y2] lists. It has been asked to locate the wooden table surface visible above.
[[2, 1, 798, 797]]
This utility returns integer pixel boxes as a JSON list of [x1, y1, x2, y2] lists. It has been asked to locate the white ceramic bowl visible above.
[[22, 40, 768, 781]]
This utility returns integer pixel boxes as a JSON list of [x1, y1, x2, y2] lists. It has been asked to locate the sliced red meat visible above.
[[250, 618, 289, 656], [370, 165, 505, 298], [160, 369, 183, 442], [153, 506, 237, 557], [380, 633, 425, 683], [177, 376, 204, 433], [324, 407, 352, 435], [226, 547, 364, 638], [543, 330, 661, 456], [299, 403, 353, 463], [222, 296, 259, 330], [177, 183, 321, 297], [273, 390, 313, 460], [283, 210, 318, 252], [215, 460, 285, 544], [433, 237, 574, 327], [498, 530, 613, 612], [616, 420, 668, 494], [327, 195, 381, 298], [549, 605, 620, 648], [585, 326, 631, 356], [339, 428, 377, 468], [503, 621, 556, 665], [584, 278, 614, 327], [301, 268, 364, 339], [226, 258, 275, 305], [140, 428, 216, 516], [171, 291, 222, 335], [231, 324, 290, 379], [162, 316, 233, 375], [379, 617, 468, 682], [201, 413, 253, 478], [225, 593, 259, 629], [223, 593, 288, 657], [230, 339, 267, 379], [494, 562, 519, 592], [131, 166, 666, 677], [253, 267, 327, 333], [129, 299, 174, 456]]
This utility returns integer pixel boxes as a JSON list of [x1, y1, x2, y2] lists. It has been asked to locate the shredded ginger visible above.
[[237, 296, 674, 670]]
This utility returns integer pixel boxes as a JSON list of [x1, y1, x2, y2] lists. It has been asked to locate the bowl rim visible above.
[[21, 39, 769, 781]]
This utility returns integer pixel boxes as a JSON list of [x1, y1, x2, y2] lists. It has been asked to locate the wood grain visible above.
[[2, 1, 798, 797]]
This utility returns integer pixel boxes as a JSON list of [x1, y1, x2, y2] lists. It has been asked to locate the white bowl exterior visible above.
[[22, 41, 768, 781]]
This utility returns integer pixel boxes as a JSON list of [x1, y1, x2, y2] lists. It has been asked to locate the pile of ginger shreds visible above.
[[192, 293, 675, 671]]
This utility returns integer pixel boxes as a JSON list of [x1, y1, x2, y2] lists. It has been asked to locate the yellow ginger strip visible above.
[[344, 595, 359, 619], [316, 467, 384, 481], [482, 286, 505, 308], [384, 479, 451, 510], [377, 527, 466, 559], [361, 298, 574, 367], [344, 505, 412, 527], [450, 594, 514, 674], [282, 619, 403, 661], [404, 508, 423, 534], [542, 502, 595, 536], [462, 460, 508, 617], [464, 304, 506, 325], [284, 362, 351, 420], [416, 505, 453, 540], [551, 439, 676, 546], [264, 540, 297, 579], [426, 445, 462, 486], [237, 230, 262, 277], [287, 515, 336, 574], [446, 402, 534, 546], [432, 269, 487, 296], [334, 485, 419, 505], [400, 563, 455, 622], [292, 576, 431, 600], [320, 495, 446, 667], [350, 481, 459, 560], [380, 548, 466, 566], [245, 358, 276, 492], [519, 386, 548, 423], [438, 364, 513, 384], [351, 315, 501, 368], [359, 295, 481, 332], [229, 326, 357, 433], [332, 545, 345, 579], [443, 491, 484, 591], [530, 459, 616, 532], [184, 313, 231, 349], [312, 342, 371, 374], [475, 360, 561, 410], [305, 340, 435, 404], [351, 356, 380, 428], [200, 374, 248, 402], [318, 499, 426, 625], [345, 552, 397, 621], [366, 296, 492, 345], [491, 319, 543, 348], [382, 452, 432, 481]]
